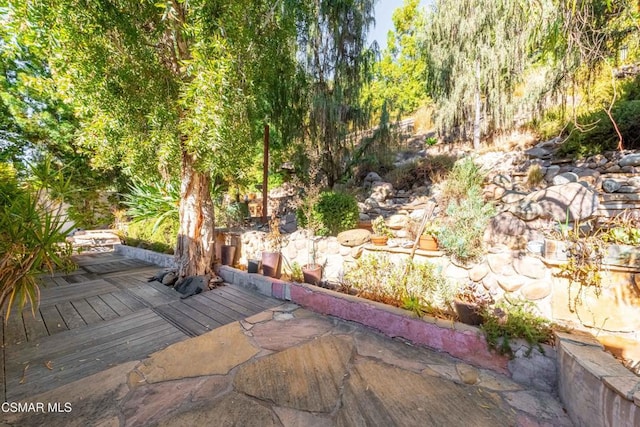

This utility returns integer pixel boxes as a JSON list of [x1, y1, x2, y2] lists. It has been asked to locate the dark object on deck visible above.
[[147, 269, 172, 283], [174, 275, 209, 299]]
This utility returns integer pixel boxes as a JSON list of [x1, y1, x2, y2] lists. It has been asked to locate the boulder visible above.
[[527, 182, 598, 222], [602, 179, 622, 193], [509, 200, 543, 221], [469, 263, 489, 282], [386, 214, 407, 229], [370, 182, 394, 202], [520, 280, 551, 300], [497, 275, 525, 292], [513, 256, 547, 279], [337, 229, 371, 247], [487, 250, 516, 276], [483, 212, 532, 249], [525, 147, 552, 160], [492, 174, 514, 191], [544, 165, 560, 182], [619, 153, 640, 167], [552, 172, 579, 185], [364, 172, 382, 183]]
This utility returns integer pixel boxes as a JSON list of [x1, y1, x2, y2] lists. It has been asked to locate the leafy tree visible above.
[[364, 0, 428, 119], [427, 0, 542, 148], [298, 0, 376, 187], [12, 0, 303, 278]]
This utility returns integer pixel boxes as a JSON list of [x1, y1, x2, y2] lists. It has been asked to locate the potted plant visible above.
[[262, 215, 283, 278], [453, 283, 491, 326], [302, 238, 323, 285], [371, 216, 392, 246], [419, 221, 440, 251]]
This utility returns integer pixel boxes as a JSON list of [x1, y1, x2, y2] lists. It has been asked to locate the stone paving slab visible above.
[[2, 305, 573, 427]]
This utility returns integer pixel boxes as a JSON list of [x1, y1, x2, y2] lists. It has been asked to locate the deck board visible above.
[[56, 301, 87, 330], [70, 299, 103, 325], [22, 309, 49, 341], [39, 305, 69, 335], [2, 251, 284, 402], [86, 296, 119, 321]]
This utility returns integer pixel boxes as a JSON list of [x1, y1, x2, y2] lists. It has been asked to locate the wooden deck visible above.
[[1, 252, 282, 401]]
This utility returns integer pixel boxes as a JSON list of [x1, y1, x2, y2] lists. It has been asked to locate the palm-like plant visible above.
[[0, 160, 76, 319], [122, 179, 180, 232]]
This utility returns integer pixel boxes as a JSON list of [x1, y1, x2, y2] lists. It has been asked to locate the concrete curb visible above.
[[218, 265, 557, 393], [114, 244, 177, 268]]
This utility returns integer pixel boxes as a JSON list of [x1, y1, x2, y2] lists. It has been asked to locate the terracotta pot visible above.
[[419, 235, 438, 251], [302, 264, 323, 285], [454, 300, 483, 326], [261, 251, 281, 278], [220, 245, 236, 266], [371, 235, 388, 246], [247, 259, 260, 274]]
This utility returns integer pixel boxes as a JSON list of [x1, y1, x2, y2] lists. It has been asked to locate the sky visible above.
[[368, 0, 430, 51]]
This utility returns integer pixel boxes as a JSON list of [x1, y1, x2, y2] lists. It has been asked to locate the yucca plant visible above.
[[0, 159, 76, 319], [122, 179, 180, 232]]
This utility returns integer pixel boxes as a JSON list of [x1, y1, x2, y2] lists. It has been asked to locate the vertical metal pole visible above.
[[262, 123, 269, 224]]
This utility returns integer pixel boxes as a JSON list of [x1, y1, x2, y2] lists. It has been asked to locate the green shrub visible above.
[[122, 179, 180, 232], [1, 159, 75, 318], [481, 299, 554, 357], [123, 216, 178, 254], [297, 191, 358, 236], [558, 100, 640, 157], [442, 157, 485, 203], [342, 254, 456, 316], [438, 187, 495, 263]]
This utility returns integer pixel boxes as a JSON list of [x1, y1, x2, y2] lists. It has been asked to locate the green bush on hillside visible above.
[[559, 100, 640, 157], [297, 191, 359, 236]]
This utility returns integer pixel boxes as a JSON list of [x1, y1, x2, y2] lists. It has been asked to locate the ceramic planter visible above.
[[302, 264, 323, 285], [419, 235, 438, 251], [371, 235, 389, 246], [261, 251, 281, 278]]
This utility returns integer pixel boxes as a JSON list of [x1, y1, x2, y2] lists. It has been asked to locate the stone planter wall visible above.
[[556, 332, 640, 426], [223, 230, 640, 338]]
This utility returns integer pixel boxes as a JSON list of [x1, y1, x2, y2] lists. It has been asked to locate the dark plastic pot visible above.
[[221, 245, 236, 266], [454, 300, 483, 326], [247, 259, 260, 274]]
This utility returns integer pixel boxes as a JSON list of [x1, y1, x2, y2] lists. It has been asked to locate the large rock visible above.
[[602, 179, 622, 193], [520, 280, 551, 300], [509, 200, 543, 221], [527, 182, 598, 222], [513, 256, 547, 279], [552, 172, 578, 185], [484, 213, 532, 249], [370, 181, 394, 202], [337, 229, 371, 247], [619, 153, 640, 167]]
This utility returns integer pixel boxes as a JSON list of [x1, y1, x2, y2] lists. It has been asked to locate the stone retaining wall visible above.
[[556, 332, 640, 426], [217, 265, 558, 394]]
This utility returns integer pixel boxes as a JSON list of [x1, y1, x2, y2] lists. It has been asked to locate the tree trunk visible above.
[[473, 60, 481, 150], [175, 151, 215, 278]]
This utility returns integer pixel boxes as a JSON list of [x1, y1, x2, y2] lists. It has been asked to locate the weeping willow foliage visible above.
[[297, 0, 376, 187], [427, 0, 552, 145]]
